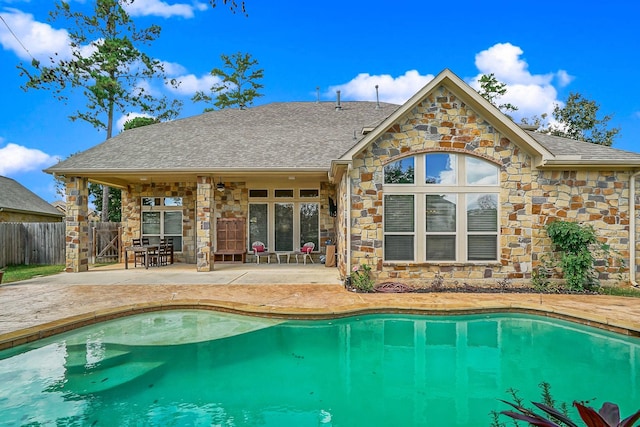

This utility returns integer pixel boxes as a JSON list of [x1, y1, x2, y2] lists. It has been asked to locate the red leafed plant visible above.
[[501, 399, 640, 427]]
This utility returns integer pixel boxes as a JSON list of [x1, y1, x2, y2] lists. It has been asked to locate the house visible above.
[[0, 176, 64, 223], [46, 69, 640, 286], [51, 200, 100, 222]]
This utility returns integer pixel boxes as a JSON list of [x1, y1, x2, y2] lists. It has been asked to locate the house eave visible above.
[[539, 159, 640, 169], [0, 207, 64, 218]]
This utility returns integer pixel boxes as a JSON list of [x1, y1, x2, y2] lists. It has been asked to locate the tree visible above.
[[547, 92, 620, 146], [123, 116, 160, 130], [18, 0, 182, 221], [477, 73, 518, 116], [192, 52, 264, 111]]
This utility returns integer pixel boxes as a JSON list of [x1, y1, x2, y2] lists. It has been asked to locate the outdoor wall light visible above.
[[216, 178, 225, 192]]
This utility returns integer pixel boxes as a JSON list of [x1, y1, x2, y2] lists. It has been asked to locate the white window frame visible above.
[[248, 187, 321, 252], [141, 197, 184, 252], [383, 154, 499, 263]]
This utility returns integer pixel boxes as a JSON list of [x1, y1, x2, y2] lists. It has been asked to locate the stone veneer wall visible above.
[[349, 85, 632, 286], [122, 182, 196, 263], [531, 170, 630, 283], [335, 172, 349, 279], [65, 176, 90, 272], [122, 180, 336, 265]]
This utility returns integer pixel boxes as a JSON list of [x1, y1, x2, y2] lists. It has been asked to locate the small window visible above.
[[384, 158, 415, 184], [164, 197, 183, 207], [142, 197, 161, 206], [426, 153, 457, 184], [249, 189, 269, 198], [300, 189, 319, 198], [275, 189, 294, 198]]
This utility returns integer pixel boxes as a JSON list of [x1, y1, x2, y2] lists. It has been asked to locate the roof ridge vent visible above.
[[335, 90, 342, 111], [375, 85, 381, 109]]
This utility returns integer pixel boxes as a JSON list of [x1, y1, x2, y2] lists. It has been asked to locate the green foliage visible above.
[[89, 182, 121, 222], [548, 92, 620, 146], [124, 116, 160, 130], [1, 264, 65, 284], [192, 52, 264, 111], [477, 73, 519, 116], [351, 264, 375, 292], [18, 0, 182, 133], [544, 221, 624, 291]]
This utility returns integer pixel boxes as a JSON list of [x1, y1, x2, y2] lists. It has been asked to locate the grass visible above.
[[0, 264, 65, 284], [598, 285, 640, 298]]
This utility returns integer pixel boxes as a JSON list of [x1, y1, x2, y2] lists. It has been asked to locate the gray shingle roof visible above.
[[45, 101, 640, 175], [48, 102, 398, 172], [0, 176, 63, 217], [527, 130, 640, 162]]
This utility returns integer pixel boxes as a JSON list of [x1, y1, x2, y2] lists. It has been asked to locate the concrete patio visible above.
[[1, 262, 639, 350]]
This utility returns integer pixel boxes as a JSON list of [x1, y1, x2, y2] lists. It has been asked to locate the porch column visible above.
[[196, 176, 214, 271], [65, 176, 90, 272]]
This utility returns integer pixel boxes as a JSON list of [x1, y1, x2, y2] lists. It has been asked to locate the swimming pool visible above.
[[1, 310, 638, 426]]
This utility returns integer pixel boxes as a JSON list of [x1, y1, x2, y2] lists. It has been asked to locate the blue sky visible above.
[[1, 0, 639, 203]]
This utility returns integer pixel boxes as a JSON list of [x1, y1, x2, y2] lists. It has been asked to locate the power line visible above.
[[0, 13, 35, 61]]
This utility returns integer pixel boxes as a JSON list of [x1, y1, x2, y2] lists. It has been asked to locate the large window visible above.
[[383, 154, 499, 262], [141, 197, 183, 251], [248, 188, 320, 252]]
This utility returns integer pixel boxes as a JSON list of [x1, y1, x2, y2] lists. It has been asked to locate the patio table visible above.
[[124, 245, 160, 269]]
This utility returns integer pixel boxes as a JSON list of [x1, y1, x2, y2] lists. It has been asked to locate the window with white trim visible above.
[[141, 197, 183, 251], [383, 154, 499, 262]]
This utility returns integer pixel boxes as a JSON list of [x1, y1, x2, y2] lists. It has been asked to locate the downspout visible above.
[[630, 171, 640, 287]]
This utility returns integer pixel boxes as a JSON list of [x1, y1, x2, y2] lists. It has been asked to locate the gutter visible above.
[[630, 171, 640, 287]]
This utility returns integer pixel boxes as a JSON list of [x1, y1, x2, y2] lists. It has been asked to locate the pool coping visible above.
[[2, 297, 639, 351]]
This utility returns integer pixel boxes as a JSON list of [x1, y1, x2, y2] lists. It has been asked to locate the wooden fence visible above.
[[0, 222, 65, 267], [0, 222, 122, 267]]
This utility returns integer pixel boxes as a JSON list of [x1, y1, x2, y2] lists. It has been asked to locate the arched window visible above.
[[383, 154, 500, 262]]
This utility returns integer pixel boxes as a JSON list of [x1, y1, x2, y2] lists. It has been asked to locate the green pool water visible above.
[[1, 310, 638, 426]]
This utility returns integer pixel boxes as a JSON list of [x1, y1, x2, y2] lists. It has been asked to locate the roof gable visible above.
[[338, 69, 554, 164], [0, 176, 63, 217]]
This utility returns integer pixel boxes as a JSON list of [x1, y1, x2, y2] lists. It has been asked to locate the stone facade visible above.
[[121, 182, 196, 264], [346, 85, 633, 286], [121, 179, 335, 266], [65, 176, 90, 272]]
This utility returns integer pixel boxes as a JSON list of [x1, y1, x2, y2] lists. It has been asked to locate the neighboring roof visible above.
[[46, 102, 397, 175], [0, 176, 63, 217], [527, 131, 640, 167]]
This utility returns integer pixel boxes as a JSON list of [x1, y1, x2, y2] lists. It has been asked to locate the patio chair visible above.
[[252, 241, 271, 264], [160, 238, 174, 265], [299, 242, 315, 264], [132, 238, 146, 267]]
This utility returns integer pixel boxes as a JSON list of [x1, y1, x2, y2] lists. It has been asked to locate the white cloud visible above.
[[160, 60, 187, 76], [167, 73, 221, 96], [0, 8, 71, 61], [328, 70, 435, 105], [556, 69, 574, 87], [469, 42, 572, 124], [122, 0, 208, 19], [0, 139, 59, 175]]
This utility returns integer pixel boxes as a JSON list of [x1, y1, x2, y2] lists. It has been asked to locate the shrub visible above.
[[545, 221, 624, 291], [351, 264, 374, 292]]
